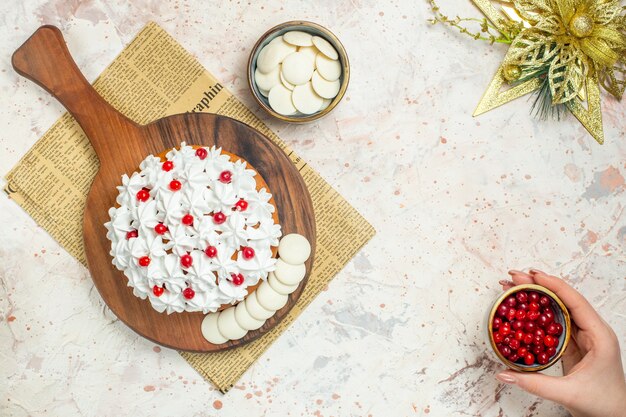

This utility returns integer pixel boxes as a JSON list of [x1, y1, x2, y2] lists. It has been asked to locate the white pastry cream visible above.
[[105, 143, 282, 314]]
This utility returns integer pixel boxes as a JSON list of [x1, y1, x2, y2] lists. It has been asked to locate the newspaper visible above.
[[4, 22, 375, 393]]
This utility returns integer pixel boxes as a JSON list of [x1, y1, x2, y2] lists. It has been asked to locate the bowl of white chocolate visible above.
[[247, 21, 349, 122]]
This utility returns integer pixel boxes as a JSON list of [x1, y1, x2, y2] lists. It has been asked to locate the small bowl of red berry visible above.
[[488, 284, 571, 372]]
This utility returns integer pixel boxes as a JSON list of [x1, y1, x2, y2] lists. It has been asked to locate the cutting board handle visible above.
[[12, 25, 142, 160]]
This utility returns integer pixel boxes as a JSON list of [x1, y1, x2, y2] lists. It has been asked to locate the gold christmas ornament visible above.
[[430, 0, 626, 144]]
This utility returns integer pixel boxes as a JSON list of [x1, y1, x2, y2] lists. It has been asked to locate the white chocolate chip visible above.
[[235, 301, 265, 331], [312, 36, 339, 60], [257, 39, 297, 73], [217, 307, 248, 340], [292, 82, 324, 115], [268, 84, 297, 115], [283, 31, 313, 47], [245, 291, 275, 320], [279, 70, 294, 90], [316, 54, 342, 81], [311, 70, 341, 99], [201, 312, 228, 344], [274, 259, 306, 286], [278, 234, 312, 265], [255, 65, 281, 92], [297, 46, 319, 67], [258, 87, 270, 97], [319, 98, 332, 111], [281, 52, 315, 86], [256, 280, 289, 311], [268, 271, 300, 295]]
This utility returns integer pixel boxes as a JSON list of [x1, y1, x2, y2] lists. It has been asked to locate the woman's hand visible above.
[[496, 269, 626, 417]]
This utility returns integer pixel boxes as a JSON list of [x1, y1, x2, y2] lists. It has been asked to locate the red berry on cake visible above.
[[195, 148, 208, 160], [235, 199, 248, 211], [162, 160, 174, 171], [153, 285, 164, 297], [205, 246, 217, 258], [231, 273, 244, 286], [138, 256, 151, 267], [213, 212, 226, 224], [242, 247, 255, 260], [169, 179, 182, 191], [183, 287, 195, 299], [219, 170, 232, 183], [154, 223, 168, 235], [126, 230, 138, 239], [180, 254, 193, 268], [182, 214, 194, 225], [136, 189, 150, 202]]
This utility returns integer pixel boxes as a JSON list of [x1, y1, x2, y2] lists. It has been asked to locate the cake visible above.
[[104, 142, 282, 314]]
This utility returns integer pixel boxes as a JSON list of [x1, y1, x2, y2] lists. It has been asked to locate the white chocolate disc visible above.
[[256, 280, 289, 311], [281, 52, 315, 86], [245, 291, 275, 320], [312, 36, 338, 60], [258, 87, 270, 97], [268, 272, 299, 295], [217, 306, 248, 340], [201, 312, 228, 344], [283, 30, 313, 47], [274, 258, 306, 285], [268, 84, 297, 115], [292, 82, 324, 115], [316, 54, 341, 81], [235, 301, 265, 331], [278, 233, 312, 265], [255, 65, 281, 91], [257, 40, 297, 73], [279, 70, 294, 91], [297, 46, 319, 66], [311, 70, 340, 99], [319, 98, 332, 111]]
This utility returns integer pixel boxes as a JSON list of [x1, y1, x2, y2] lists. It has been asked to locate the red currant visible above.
[[529, 292, 540, 303], [515, 309, 526, 320], [508, 338, 520, 350], [493, 332, 504, 343], [138, 256, 151, 267], [496, 304, 509, 318], [553, 323, 563, 336], [529, 302, 540, 312], [534, 328, 545, 338], [235, 199, 248, 211], [154, 223, 168, 235], [204, 246, 217, 258], [504, 296, 517, 308], [515, 291, 528, 303], [523, 333, 534, 345], [162, 160, 174, 171], [213, 212, 226, 224], [126, 230, 138, 239], [242, 247, 255, 260], [506, 307, 517, 321], [183, 287, 195, 299], [231, 273, 244, 286], [528, 310, 541, 321], [538, 314, 550, 327], [514, 330, 524, 341], [537, 352, 550, 365], [517, 302, 528, 311], [539, 295, 551, 307], [153, 285, 164, 297], [512, 320, 524, 330], [498, 344, 512, 358], [546, 346, 557, 357], [518, 347, 528, 357], [136, 189, 150, 202], [524, 321, 536, 333], [493, 317, 502, 330], [169, 180, 182, 191], [523, 353, 535, 365], [182, 214, 194, 226], [195, 148, 208, 160], [532, 344, 545, 355], [544, 335, 557, 347], [499, 323, 511, 336], [508, 353, 520, 362], [219, 170, 232, 183], [180, 254, 193, 268]]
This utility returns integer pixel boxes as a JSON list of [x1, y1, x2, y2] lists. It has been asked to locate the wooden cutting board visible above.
[[12, 25, 316, 352]]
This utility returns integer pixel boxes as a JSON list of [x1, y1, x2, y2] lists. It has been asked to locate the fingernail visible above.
[[508, 270, 522, 276], [529, 268, 545, 275], [496, 372, 517, 384], [499, 279, 512, 286]]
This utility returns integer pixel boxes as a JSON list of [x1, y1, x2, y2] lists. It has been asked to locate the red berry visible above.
[[508, 353, 520, 362], [533, 335, 543, 346], [493, 317, 502, 330], [537, 352, 550, 365], [517, 302, 528, 311], [504, 296, 517, 308], [138, 256, 151, 267], [154, 223, 168, 235], [512, 320, 524, 330], [546, 346, 557, 357], [213, 212, 226, 224], [162, 160, 174, 171], [523, 333, 534, 345], [496, 304, 509, 318], [534, 328, 545, 338], [126, 230, 138, 239], [195, 147, 208, 160], [523, 353, 535, 366], [503, 336, 512, 345], [514, 330, 524, 341], [493, 332, 504, 343], [231, 273, 244, 286], [509, 338, 520, 350], [182, 214, 194, 225], [515, 309, 526, 321], [518, 347, 528, 357], [219, 170, 232, 183], [529, 292, 540, 303], [235, 199, 248, 211], [204, 246, 217, 258], [529, 302, 540, 312], [538, 314, 550, 327], [169, 179, 182, 191], [528, 310, 541, 321], [153, 285, 164, 297], [515, 291, 528, 303], [180, 254, 193, 268], [544, 335, 557, 347], [539, 295, 551, 307], [553, 323, 563, 336], [524, 321, 537, 333], [499, 325, 511, 336], [136, 189, 150, 202], [532, 344, 545, 355], [506, 307, 517, 321], [242, 246, 255, 260], [498, 344, 512, 358], [544, 308, 555, 322], [183, 287, 195, 299]]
